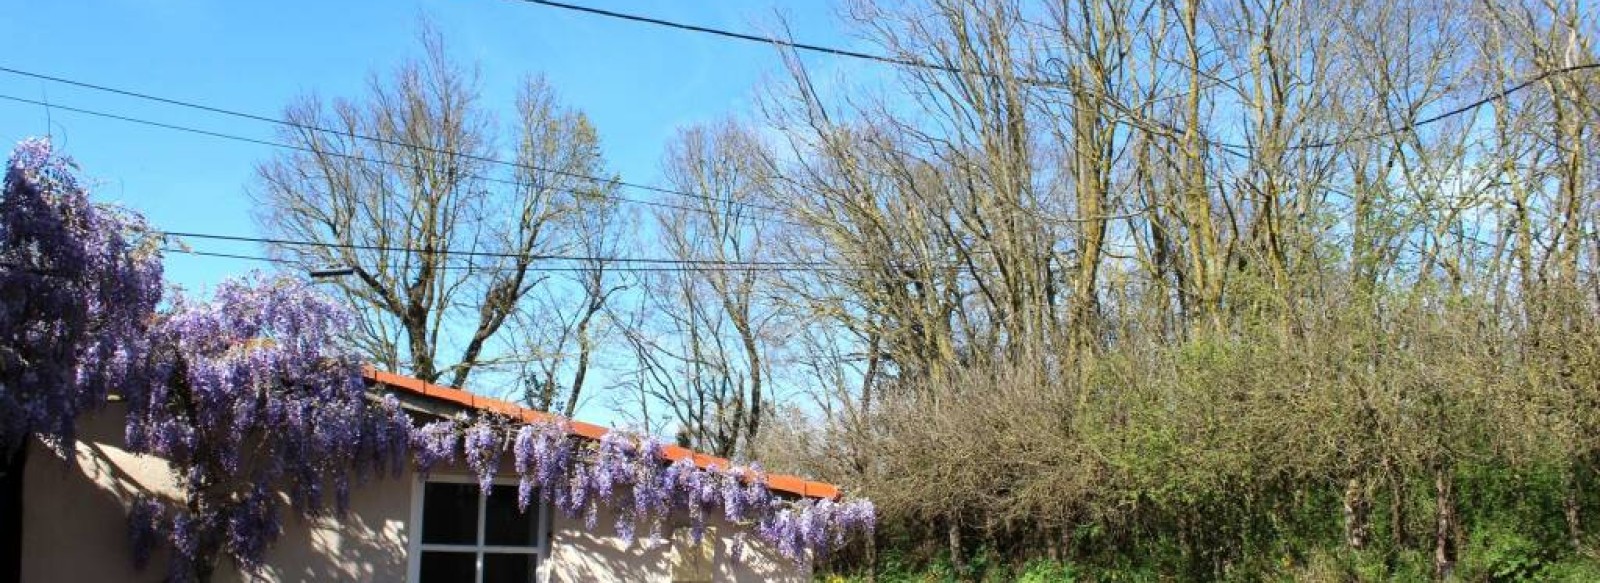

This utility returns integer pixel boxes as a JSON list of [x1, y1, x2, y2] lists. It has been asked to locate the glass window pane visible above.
[[422, 482, 480, 545], [419, 551, 477, 583], [483, 553, 537, 583], [484, 484, 539, 547]]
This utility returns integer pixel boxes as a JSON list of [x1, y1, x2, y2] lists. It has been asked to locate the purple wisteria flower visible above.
[[122, 274, 411, 580], [464, 421, 500, 495], [409, 412, 876, 563], [0, 138, 162, 454], [413, 420, 460, 475]]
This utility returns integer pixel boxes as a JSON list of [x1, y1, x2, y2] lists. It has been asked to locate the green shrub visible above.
[[1015, 559, 1078, 583], [1459, 521, 1554, 582]]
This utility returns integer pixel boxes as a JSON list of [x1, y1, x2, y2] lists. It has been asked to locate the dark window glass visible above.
[[422, 482, 480, 545], [483, 553, 537, 583], [484, 484, 539, 547], [419, 551, 477, 583]]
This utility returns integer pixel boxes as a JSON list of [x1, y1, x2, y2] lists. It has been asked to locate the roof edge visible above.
[[361, 366, 841, 500]]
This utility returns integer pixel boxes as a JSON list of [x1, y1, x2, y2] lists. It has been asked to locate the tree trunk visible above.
[[1433, 466, 1457, 581], [1386, 456, 1409, 549], [865, 528, 878, 583], [1565, 467, 1583, 549], [1, 444, 27, 583], [947, 516, 965, 580], [1344, 476, 1372, 550]]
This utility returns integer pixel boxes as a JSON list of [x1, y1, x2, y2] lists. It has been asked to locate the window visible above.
[[410, 478, 548, 583]]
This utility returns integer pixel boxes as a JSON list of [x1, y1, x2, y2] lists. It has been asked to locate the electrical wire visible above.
[[1261, 62, 1600, 150], [156, 230, 839, 267], [0, 66, 790, 216], [516, 0, 975, 75], [513, 0, 1235, 145], [518, 0, 1233, 109], [511, 1, 1599, 153], [160, 246, 863, 273], [0, 92, 805, 227]]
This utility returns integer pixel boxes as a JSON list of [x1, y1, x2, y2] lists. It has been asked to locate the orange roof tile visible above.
[[362, 366, 841, 500]]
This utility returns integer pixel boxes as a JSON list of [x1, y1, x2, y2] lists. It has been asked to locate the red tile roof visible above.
[[362, 367, 841, 500]]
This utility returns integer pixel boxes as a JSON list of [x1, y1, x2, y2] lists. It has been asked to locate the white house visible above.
[[21, 369, 835, 582]]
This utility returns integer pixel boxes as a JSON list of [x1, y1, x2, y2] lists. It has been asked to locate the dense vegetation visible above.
[[724, 1, 1600, 580]]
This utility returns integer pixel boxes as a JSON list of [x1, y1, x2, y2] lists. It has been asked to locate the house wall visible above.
[[22, 404, 413, 583], [22, 404, 810, 582], [544, 504, 806, 583]]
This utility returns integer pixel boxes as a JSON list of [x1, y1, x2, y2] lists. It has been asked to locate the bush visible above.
[[1460, 522, 1554, 582], [1015, 559, 1078, 583]]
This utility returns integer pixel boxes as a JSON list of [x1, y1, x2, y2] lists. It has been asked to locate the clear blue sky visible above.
[[0, 0, 887, 427], [0, 0, 861, 293]]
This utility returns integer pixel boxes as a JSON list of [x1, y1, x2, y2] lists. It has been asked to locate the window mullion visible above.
[[476, 487, 487, 583], [416, 479, 546, 583]]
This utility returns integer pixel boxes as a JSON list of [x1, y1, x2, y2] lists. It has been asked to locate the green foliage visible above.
[[1536, 560, 1600, 582], [1014, 559, 1078, 583], [836, 283, 1600, 580], [1459, 522, 1554, 582], [825, 557, 1082, 583]]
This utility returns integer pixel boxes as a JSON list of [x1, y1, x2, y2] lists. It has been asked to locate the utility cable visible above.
[[1263, 62, 1600, 150], [0, 92, 805, 227], [511, 2, 1599, 153], [0, 65, 789, 216], [157, 230, 838, 267], [160, 246, 865, 273]]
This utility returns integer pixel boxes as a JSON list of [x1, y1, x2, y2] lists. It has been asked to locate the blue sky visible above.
[[0, 0, 859, 293], [0, 0, 899, 429]]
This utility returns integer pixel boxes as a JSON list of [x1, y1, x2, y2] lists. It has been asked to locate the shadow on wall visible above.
[[545, 516, 673, 583], [29, 407, 807, 582], [240, 500, 409, 583], [545, 507, 808, 583], [23, 405, 413, 583], [714, 529, 810, 583], [24, 407, 177, 582]]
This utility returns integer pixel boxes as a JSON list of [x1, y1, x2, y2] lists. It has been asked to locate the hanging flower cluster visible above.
[[122, 274, 413, 581], [411, 415, 876, 563], [0, 138, 162, 453]]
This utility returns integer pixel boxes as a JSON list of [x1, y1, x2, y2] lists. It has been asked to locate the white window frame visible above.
[[406, 474, 553, 583]]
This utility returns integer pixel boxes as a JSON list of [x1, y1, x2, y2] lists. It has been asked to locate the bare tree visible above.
[[253, 30, 615, 390], [616, 120, 778, 458], [510, 194, 626, 415]]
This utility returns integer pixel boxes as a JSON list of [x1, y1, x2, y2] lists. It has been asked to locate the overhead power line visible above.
[[512, 0, 1251, 154], [0, 66, 789, 217], [516, 0, 1225, 106], [0, 92, 803, 227], [160, 246, 862, 273], [512, 0, 1195, 99], [1267, 62, 1600, 150], [156, 230, 837, 267], [516, 0, 949, 73], [512, 1, 1599, 153]]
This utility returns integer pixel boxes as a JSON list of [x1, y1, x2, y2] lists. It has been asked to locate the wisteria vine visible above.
[[412, 415, 876, 564], [122, 275, 413, 581], [0, 138, 162, 454]]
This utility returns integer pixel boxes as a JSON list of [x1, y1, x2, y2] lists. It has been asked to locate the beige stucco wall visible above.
[[23, 404, 809, 582], [22, 404, 412, 582], [544, 504, 807, 583], [22, 405, 179, 582]]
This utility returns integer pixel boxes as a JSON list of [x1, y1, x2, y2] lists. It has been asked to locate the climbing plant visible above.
[[123, 275, 414, 581], [416, 415, 877, 563], [0, 138, 163, 581]]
